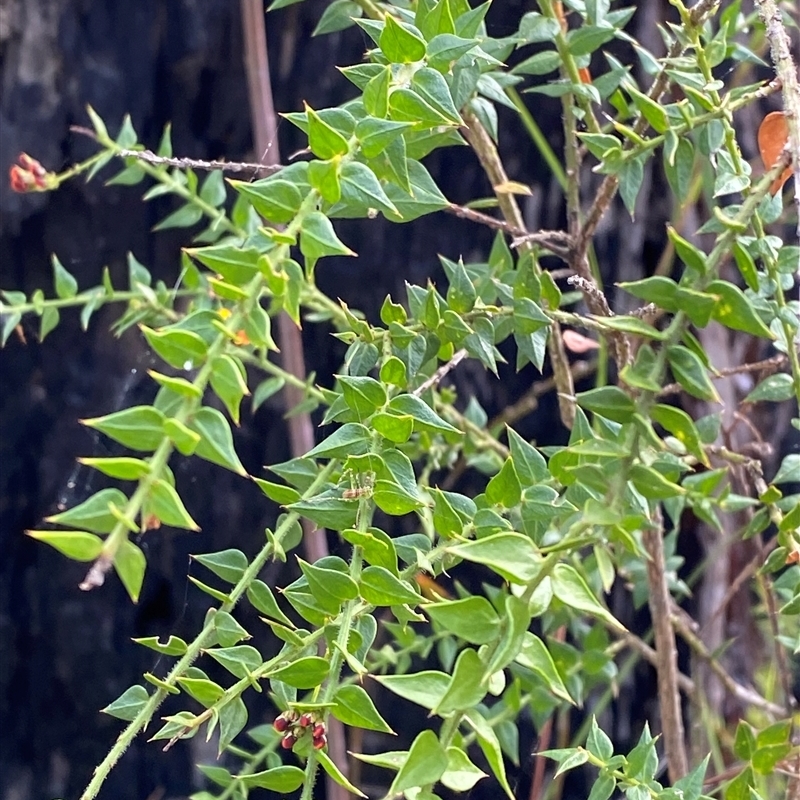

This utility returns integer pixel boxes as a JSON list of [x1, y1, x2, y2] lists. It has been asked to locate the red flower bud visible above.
[[312, 733, 327, 750], [273, 715, 290, 733], [281, 733, 297, 750], [298, 713, 314, 728], [312, 723, 326, 739]]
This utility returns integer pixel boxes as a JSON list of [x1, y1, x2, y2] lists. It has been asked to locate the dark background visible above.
[[1, 1, 795, 799]]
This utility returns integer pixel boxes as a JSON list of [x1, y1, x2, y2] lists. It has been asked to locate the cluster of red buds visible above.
[[273, 710, 327, 750], [9, 153, 57, 193]]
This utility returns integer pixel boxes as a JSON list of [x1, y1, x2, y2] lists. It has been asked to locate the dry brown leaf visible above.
[[492, 180, 532, 196], [757, 110, 792, 195]]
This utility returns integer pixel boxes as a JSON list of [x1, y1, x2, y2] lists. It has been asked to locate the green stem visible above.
[[459, 691, 533, 750], [538, 0, 602, 135], [521, 552, 560, 605], [300, 495, 372, 800], [751, 216, 800, 409], [582, 749, 663, 798], [614, 81, 779, 165], [506, 87, 567, 191], [52, 150, 111, 187], [215, 741, 274, 800], [86, 187, 321, 576], [94, 131, 353, 336], [240, 350, 328, 402], [78, 186, 323, 798], [0, 288, 199, 317], [78, 460, 337, 800], [438, 711, 463, 749]]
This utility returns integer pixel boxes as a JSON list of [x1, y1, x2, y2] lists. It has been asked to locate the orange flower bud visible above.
[[9, 153, 56, 193], [9, 165, 32, 193]]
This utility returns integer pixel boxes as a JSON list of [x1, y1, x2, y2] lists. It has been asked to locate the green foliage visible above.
[[5, 1, 800, 799]]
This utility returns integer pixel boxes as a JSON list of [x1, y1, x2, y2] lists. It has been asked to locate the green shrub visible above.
[[3, 1, 799, 799]]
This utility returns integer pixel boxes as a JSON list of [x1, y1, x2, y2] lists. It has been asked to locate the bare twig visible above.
[[79, 553, 114, 592], [488, 359, 596, 431], [567, 275, 631, 367], [446, 203, 574, 259], [71, 127, 281, 175], [642, 511, 689, 782], [529, 625, 567, 800], [117, 148, 283, 176], [658, 354, 788, 397], [699, 536, 777, 636], [413, 349, 468, 397], [567, 275, 612, 317], [461, 106, 576, 429], [510, 231, 573, 260], [529, 715, 556, 800], [759, 569, 796, 710], [671, 609, 786, 717], [612, 630, 695, 697], [609, 616, 785, 721], [445, 203, 527, 238], [70, 124, 98, 140], [575, 0, 732, 260]]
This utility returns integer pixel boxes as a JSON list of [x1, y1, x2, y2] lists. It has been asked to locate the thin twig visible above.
[[461, 106, 576, 429], [699, 536, 777, 636], [446, 202, 574, 259], [528, 625, 567, 800], [670, 609, 786, 717], [445, 203, 527, 237], [658, 355, 789, 397], [609, 616, 784, 720], [574, 0, 729, 260], [413, 349, 468, 397], [759, 569, 796, 710], [643, 510, 689, 782], [440, 359, 596, 493], [70, 126, 284, 175], [78, 553, 114, 591], [118, 149, 283, 175], [510, 232, 573, 260], [529, 716, 556, 800], [488, 359, 596, 431], [613, 630, 695, 697]]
